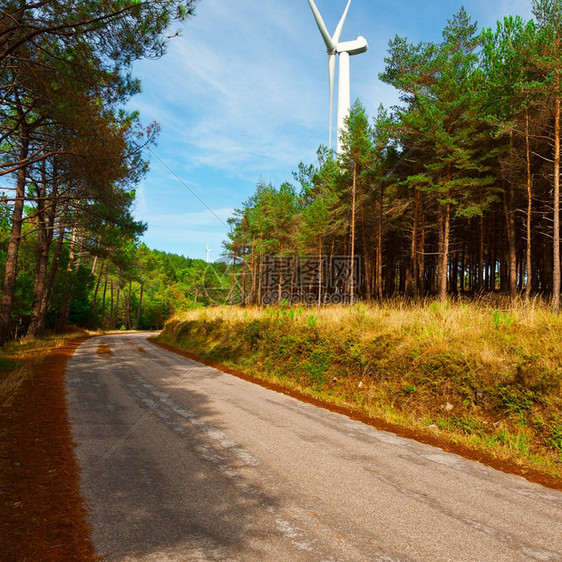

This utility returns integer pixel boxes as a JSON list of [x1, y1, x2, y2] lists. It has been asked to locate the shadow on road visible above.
[[68, 334, 284, 561]]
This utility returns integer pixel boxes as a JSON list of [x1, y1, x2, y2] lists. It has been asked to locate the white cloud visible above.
[[129, 0, 331, 183]]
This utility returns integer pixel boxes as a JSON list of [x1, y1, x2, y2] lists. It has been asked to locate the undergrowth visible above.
[[158, 300, 562, 478]]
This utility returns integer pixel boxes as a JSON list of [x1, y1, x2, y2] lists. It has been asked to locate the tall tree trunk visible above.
[[91, 235, 101, 275], [27, 239, 50, 338], [438, 200, 451, 302], [26, 162, 55, 339], [114, 281, 121, 329], [460, 243, 466, 294], [67, 227, 77, 271], [450, 251, 458, 295], [125, 281, 132, 329], [75, 232, 82, 269], [419, 199, 426, 297], [277, 240, 284, 305], [360, 201, 370, 299], [91, 262, 104, 313], [525, 106, 533, 303], [317, 235, 323, 306], [0, 128, 29, 344], [240, 250, 245, 306], [135, 281, 144, 330], [230, 256, 237, 306], [411, 189, 420, 298], [249, 241, 256, 305], [398, 260, 407, 294], [490, 215, 497, 292], [478, 215, 485, 293], [109, 281, 114, 328], [350, 161, 357, 303], [101, 270, 108, 327], [45, 225, 67, 332], [503, 186, 518, 300], [257, 255, 263, 306], [552, 75, 561, 313], [376, 182, 384, 301]]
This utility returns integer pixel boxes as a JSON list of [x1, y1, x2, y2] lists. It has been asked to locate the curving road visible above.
[[67, 333, 562, 561]]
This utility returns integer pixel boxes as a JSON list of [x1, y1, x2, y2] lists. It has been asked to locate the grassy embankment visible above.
[[158, 300, 562, 480]]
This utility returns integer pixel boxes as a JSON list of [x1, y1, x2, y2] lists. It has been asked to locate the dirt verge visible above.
[[0, 336, 97, 561]]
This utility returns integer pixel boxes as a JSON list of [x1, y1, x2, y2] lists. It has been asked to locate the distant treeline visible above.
[[225, 3, 562, 312], [0, 231, 230, 338]]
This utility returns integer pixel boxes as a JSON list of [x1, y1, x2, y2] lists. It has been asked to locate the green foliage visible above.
[[219, 2, 562, 309], [0, 0, 199, 341], [549, 423, 562, 452], [304, 349, 332, 389], [401, 383, 417, 395], [0, 357, 19, 373], [492, 309, 515, 328], [306, 314, 318, 329], [497, 384, 536, 416]]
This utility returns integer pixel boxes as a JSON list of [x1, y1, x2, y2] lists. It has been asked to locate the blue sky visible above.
[[129, 0, 534, 261]]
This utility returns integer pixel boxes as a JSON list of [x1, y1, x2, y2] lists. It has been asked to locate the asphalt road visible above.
[[67, 333, 562, 561]]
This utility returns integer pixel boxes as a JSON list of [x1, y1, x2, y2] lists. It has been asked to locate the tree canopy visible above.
[[0, 1, 198, 342]]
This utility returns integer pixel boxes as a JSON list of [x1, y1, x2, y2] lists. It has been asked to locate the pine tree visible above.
[[531, 0, 562, 312], [339, 100, 374, 302]]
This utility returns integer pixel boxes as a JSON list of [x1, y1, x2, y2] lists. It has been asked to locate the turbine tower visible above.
[[307, 0, 368, 153], [205, 244, 212, 263]]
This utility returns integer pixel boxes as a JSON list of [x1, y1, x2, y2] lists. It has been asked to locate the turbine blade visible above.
[[307, 0, 335, 52], [332, 0, 352, 44], [328, 53, 336, 150]]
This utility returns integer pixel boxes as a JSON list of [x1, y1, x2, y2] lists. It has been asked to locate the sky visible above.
[[128, 0, 535, 261]]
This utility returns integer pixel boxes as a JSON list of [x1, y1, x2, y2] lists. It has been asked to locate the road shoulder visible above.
[[0, 335, 96, 561]]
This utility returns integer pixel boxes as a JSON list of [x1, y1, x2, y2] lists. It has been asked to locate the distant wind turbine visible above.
[[205, 244, 212, 263], [306, 0, 368, 153]]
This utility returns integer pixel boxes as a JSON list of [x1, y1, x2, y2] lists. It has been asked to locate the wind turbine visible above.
[[306, 0, 368, 153], [205, 244, 212, 263]]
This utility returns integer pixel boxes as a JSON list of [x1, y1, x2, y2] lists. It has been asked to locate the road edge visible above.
[[149, 337, 562, 492]]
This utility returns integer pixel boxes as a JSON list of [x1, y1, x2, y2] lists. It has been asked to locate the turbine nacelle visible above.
[[336, 36, 368, 55]]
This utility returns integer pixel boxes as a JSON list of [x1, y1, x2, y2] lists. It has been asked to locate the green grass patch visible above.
[[0, 356, 20, 373]]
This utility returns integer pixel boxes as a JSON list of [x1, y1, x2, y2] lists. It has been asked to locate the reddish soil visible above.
[[152, 339, 562, 492], [0, 336, 97, 561]]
